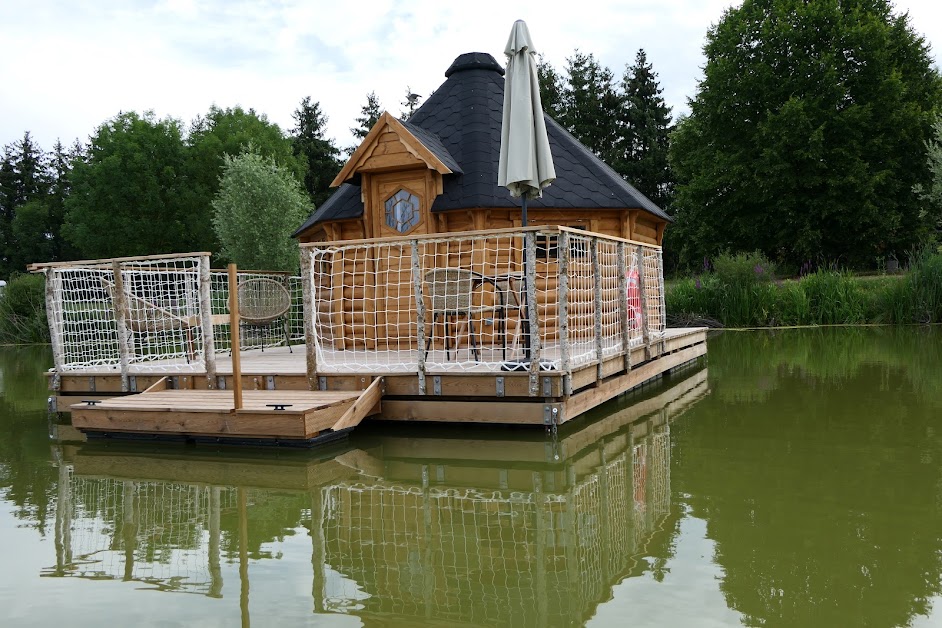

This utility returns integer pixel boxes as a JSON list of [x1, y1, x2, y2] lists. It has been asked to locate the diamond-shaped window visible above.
[[384, 189, 420, 234]]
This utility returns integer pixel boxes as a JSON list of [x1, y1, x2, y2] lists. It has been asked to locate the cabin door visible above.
[[370, 172, 430, 347]]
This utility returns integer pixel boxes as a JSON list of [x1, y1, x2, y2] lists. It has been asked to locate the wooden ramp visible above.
[[70, 377, 384, 446]]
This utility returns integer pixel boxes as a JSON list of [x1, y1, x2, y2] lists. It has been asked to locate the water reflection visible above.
[[43, 364, 708, 626]]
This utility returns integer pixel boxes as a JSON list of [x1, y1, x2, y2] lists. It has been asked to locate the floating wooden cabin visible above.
[[33, 52, 705, 445]]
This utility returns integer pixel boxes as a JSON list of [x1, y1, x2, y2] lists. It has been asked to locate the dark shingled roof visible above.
[[295, 52, 670, 236]]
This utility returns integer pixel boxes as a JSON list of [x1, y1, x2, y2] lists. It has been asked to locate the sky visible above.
[[2, 0, 942, 153]]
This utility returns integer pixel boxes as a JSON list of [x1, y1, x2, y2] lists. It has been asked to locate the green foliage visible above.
[[188, 105, 302, 252], [670, 0, 942, 270], [616, 49, 674, 209], [63, 111, 193, 258], [667, 249, 942, 326], [0, 274, 49, 344], [212, 150, 311, 271], [351, 91, 383, 141], [559, 51, 622, 164], [537, 55, 565, 120], [291, 97, 342, 207], [915, 113, 942, 234]]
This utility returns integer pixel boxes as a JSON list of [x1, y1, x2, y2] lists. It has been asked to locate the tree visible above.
[[63, 111, 193, 258], [212, 149, 311, 271], [291, 97, 342, 207], [670, 0, 942, 269], [559, 51, 622, 165], [616, 49, 674, 209], [916, 113, 942, 236], [351, 91, 383, 141], [186, 105, 302, 251], [0, 133, 50, 275], [537, 55, 565, 120]]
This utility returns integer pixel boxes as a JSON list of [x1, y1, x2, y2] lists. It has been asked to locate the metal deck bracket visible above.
[[47, 396, 57, 413], [129, 376, 138, 393], [542, 377, 552, 397], [217, 376, 226, 390], [433, 376, 442, 396], [495, 376, 505, 397], [266, 375, 276, 390], [318, 376, 327, 391], [266, 404, 293, 411], [169, 376, 179, 390], [543, 403, 562, 425], [88, 377, 96, 392]]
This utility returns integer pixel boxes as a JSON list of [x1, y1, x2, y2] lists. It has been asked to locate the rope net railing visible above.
[[44, 255, 208, 373], [209, 270, 302, 353], [304, 227, 666, 374]]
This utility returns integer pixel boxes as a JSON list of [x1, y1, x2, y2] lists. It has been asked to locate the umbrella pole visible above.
[[521, 195, 531, 360]]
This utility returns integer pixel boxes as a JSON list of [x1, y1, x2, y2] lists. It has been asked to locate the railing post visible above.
[[111, 261, 131, 392], [300, 248, 318, 390], [525, 231, 542, 396], [635, 247, 651, 360], [228, 264, 243, 410], [558, 231, 571, 397], [616, 241, 631, 372], [44, 268, 65, 384], [411, 240, 427, 395], [658, 248, 667, 342], [199, 255, 217, 388], [591, 237, 604, 383]]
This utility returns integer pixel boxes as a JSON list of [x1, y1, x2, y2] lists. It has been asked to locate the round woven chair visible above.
[[237, 278, 292, 352]]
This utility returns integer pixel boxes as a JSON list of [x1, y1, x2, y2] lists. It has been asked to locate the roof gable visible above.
[[331, 112, 457, 187]]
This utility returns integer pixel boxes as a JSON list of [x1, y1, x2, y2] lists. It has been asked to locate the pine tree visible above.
[[345, 91, 383, 156], [291, 97, 342, 207], [559, 51, 621, 164], [617, 49, 674, 209], [537, 55, 564, 120], [352, 92, 382, 141]]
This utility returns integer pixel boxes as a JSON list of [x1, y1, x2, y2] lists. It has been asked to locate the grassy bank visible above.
[[666, 249, 942, 328]]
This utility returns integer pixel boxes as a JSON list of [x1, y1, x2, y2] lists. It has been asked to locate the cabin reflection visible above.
[[46, 362, 707, 625]]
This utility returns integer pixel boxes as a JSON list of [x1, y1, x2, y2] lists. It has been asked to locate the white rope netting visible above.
[[307, 229, 667, 374], [47, 256, 206, 373]]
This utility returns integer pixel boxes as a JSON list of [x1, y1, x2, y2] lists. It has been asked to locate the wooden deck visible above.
[[70, 381, 384, 444]]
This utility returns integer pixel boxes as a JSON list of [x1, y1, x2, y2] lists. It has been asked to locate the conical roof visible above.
[[295, 52, 669, 235]]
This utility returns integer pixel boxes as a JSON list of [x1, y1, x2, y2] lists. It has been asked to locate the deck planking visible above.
[[70, 389, 371, 443]]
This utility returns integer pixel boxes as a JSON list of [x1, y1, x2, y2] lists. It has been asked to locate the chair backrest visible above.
[[238, 278, 291, 324], [423, 268, 476, 314]]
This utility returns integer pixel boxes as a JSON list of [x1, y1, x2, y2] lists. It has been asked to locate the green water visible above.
[[0, 328, 941, 627]]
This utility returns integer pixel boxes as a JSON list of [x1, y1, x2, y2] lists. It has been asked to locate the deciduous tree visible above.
[[212, 149, 311, 271], [670, 0, 942, 269]]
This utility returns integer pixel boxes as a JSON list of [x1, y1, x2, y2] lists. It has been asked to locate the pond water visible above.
[[0, 328, 941, 627]]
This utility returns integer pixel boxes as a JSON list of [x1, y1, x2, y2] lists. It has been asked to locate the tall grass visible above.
[[666, 249, 942, 328]]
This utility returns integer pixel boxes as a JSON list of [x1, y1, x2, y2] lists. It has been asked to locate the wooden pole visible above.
[[199, 255, 217, 388], [238, 487, 250, 628], [411, 240, 427, 395], [112, 261, 131, 392], [228, 264, 243, 410], [300, 249, 318, 390]]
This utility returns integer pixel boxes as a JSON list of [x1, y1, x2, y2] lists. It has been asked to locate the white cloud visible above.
[[1, 0, 940, 151]]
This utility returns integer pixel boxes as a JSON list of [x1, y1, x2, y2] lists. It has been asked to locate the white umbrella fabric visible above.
[[498, 19, 556, 226]]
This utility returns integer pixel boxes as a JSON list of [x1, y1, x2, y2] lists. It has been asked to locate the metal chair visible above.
[[237, 278, 292, 352], [422, 268, 504, 361]]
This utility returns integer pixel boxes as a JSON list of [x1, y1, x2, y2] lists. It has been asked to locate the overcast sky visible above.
[[2, 0, 942, 153]]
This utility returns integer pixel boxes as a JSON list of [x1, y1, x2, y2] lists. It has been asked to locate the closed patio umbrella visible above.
[[498, 19, 556, 226], [498, 20, 555, 365]]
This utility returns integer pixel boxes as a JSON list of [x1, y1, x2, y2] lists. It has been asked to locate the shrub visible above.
[[0, 274, 49, 344]]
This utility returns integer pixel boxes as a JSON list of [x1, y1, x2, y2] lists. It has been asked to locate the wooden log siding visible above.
[[301, 226, 665, 373]]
